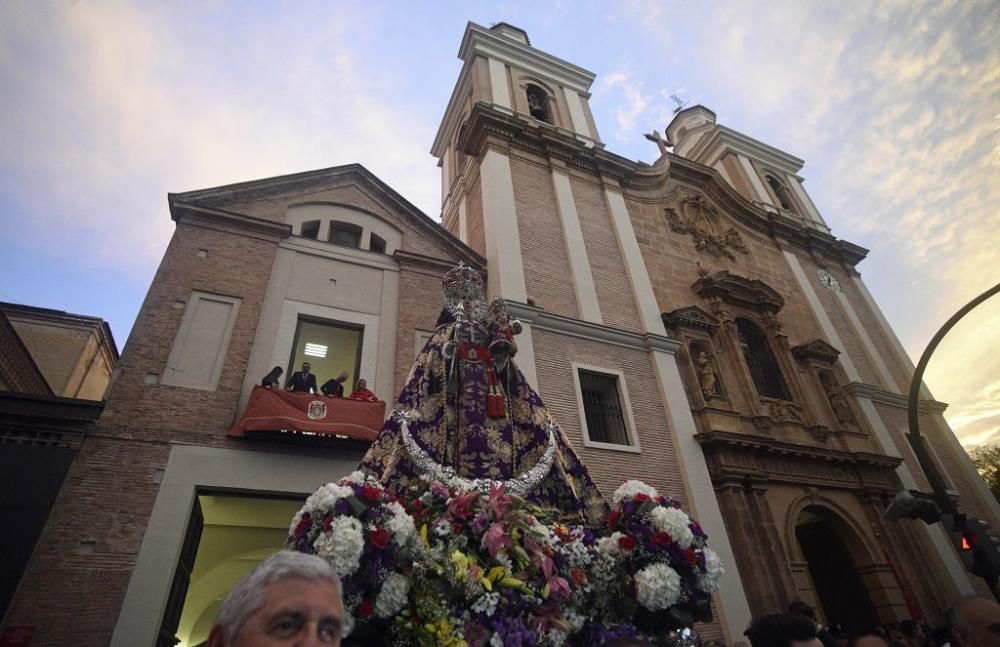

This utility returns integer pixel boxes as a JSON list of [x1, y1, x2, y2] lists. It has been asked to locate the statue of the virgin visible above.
[[360, 263, 607, 524]]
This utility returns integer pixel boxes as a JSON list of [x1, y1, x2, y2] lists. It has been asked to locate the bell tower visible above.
[[431, 22, 602, 305]]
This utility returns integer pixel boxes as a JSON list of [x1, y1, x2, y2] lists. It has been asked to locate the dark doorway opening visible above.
[[796, 509, 879, 632]]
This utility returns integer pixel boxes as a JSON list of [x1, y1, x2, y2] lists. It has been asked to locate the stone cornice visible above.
[[170, 202, 292, 240], [394, 250, 485, 277], [845, 382, 948, 414], [691, 126, 805, 175], [507, 302, 681, 354], [692, 270, 785, 314], [459, 22, 596, 91], [696, 429, 903, 470]]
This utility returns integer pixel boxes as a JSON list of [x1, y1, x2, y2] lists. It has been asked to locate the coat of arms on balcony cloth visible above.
[[306, 400, 328, 420]]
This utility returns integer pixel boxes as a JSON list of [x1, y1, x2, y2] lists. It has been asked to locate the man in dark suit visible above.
[[286, 362, 318, 393]]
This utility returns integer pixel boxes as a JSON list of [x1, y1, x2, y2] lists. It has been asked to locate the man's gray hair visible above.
[[214, 550, 340, 642]]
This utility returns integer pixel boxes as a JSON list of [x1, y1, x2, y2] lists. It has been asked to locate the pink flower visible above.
[[482, 522, 512, 558], [448, 491, 479, 521], [488, 484, 512, 519], [547, 575, 571, 600]]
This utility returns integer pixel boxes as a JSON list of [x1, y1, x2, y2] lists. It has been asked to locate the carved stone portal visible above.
[[664, 195, 749, 260]]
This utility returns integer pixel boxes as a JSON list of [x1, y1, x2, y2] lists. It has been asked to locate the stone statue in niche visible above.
[[820, 372, 856, 428], [695, 350, 719, 399]]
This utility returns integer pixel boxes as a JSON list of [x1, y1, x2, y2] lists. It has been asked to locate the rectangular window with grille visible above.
[[577, 369, 632, 447]]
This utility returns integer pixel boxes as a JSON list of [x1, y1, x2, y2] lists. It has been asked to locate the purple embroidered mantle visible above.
[[360, 320, 608, 525]]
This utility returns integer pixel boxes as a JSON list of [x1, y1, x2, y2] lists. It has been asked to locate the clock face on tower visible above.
[[817, 268, 841, 292]]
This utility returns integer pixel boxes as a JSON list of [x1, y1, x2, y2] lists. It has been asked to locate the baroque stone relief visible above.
[[664, 194, 749, 260]]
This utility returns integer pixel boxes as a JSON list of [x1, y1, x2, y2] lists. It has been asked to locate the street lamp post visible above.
[[905, 281, 1000, 597]]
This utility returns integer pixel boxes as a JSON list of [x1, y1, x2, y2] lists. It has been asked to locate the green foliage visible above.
[[970, 444, 1000, 502]]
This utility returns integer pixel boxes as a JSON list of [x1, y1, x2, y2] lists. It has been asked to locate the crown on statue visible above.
[[442, 262, 485, 322]]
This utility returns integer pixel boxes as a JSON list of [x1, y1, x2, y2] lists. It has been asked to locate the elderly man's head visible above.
[[948, 596, 1000, 647], [207, 551, 343, 647]]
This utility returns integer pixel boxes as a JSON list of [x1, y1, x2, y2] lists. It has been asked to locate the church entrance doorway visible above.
[[795, 507, 879, 632]]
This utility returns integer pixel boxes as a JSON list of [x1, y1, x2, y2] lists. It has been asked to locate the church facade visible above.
[[2, 21, 997, 647]]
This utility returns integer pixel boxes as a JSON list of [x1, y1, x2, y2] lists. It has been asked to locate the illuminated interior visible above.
[[288, 319, 363, 391], [175, 494, 304, 647]]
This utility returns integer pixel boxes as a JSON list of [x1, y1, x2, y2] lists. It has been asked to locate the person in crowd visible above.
[[899, 620, 929, 647], [947, 596, 1000, 647], [788, 600, 838, 647], [286, 362, 318, 394], [260, 366, 283, 389], [746, 613, 822, 647], [848, 629, 889, 647], [206, 551, 343, 647], [347, 378, 379, 402], [321, 371, 349, 397]]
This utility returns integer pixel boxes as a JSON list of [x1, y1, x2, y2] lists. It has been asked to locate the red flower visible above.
[[452, 523, 464, 535], [651, 531, 672, 547], [684, 548, 699, 565], [370, 527, 391, 549], [634, 493, 650, 503], [570, 567, 588, 586], [361, 484, 381, 502], [605, 510, 622, 529], [322, 514, 333, 531], [358, 599, 375, 619], [618, 534, 637, 552], [294, 513, 311, 536]]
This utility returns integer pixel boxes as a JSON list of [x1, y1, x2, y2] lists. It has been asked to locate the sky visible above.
[[0, 1, 997, 448]]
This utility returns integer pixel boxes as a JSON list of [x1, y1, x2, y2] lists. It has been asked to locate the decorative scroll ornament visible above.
[[664, 195, 748, 260], [394, 408, 556, 495], [307, 400, 328, 420]]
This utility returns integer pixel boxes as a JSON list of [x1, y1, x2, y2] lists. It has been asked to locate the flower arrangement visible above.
[[287, 471, 419, 638], [288, 476, 722, 646], [591, 480, 722, 635]]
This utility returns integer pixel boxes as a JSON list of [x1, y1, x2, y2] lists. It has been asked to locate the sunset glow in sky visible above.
[[1, 1, 997, 447]]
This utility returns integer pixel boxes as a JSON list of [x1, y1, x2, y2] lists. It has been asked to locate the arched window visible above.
[[736, 318, 790, 400], [765, 174, 796, 213], [525, 85, 550, 123]]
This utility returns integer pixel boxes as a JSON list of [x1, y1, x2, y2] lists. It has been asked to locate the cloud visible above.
[[596, 71, 653, 140], [609, 0, 999, 449], [0, 2, 442, 276]]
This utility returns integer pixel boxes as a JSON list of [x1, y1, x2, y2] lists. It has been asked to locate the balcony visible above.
[[228, 386, 385, 441]]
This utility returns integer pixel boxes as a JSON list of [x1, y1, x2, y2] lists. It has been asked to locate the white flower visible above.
[[698, 547, 724, 593], [597, 531, 624, 555], [314, 516, 365, 576], [545, 628, 568, 646], [305, 482, 353, 513], [341, 611, 355, 638], [375, 572, 410, 618], [650, 506, 694, 548], [472, 592, 500, 617], [612, 480, 659, 506], [344, 470, 367, 485], [433, 517, 452, 537], [563, 609, 586, 632], [634, 562, 682, 611], [386, 501, 416, 547]]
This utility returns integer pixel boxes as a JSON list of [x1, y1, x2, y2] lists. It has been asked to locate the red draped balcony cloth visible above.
[[228, 386, 385, 441]]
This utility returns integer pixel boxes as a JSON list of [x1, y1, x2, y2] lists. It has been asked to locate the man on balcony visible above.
[[286, 362, 318, 394]]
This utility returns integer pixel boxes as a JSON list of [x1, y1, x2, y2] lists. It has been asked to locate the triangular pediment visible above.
[[662, 305, 720, 333], [791, 339, 841, 366], [167, 164, 483, 268]]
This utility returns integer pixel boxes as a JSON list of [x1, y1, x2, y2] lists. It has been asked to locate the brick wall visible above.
[[532, 328, 690, 508], [509, 155, 578, 319], [570, 176, 642, 331], [394, 268, 447, 396], [101, 219, 279, 435]]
